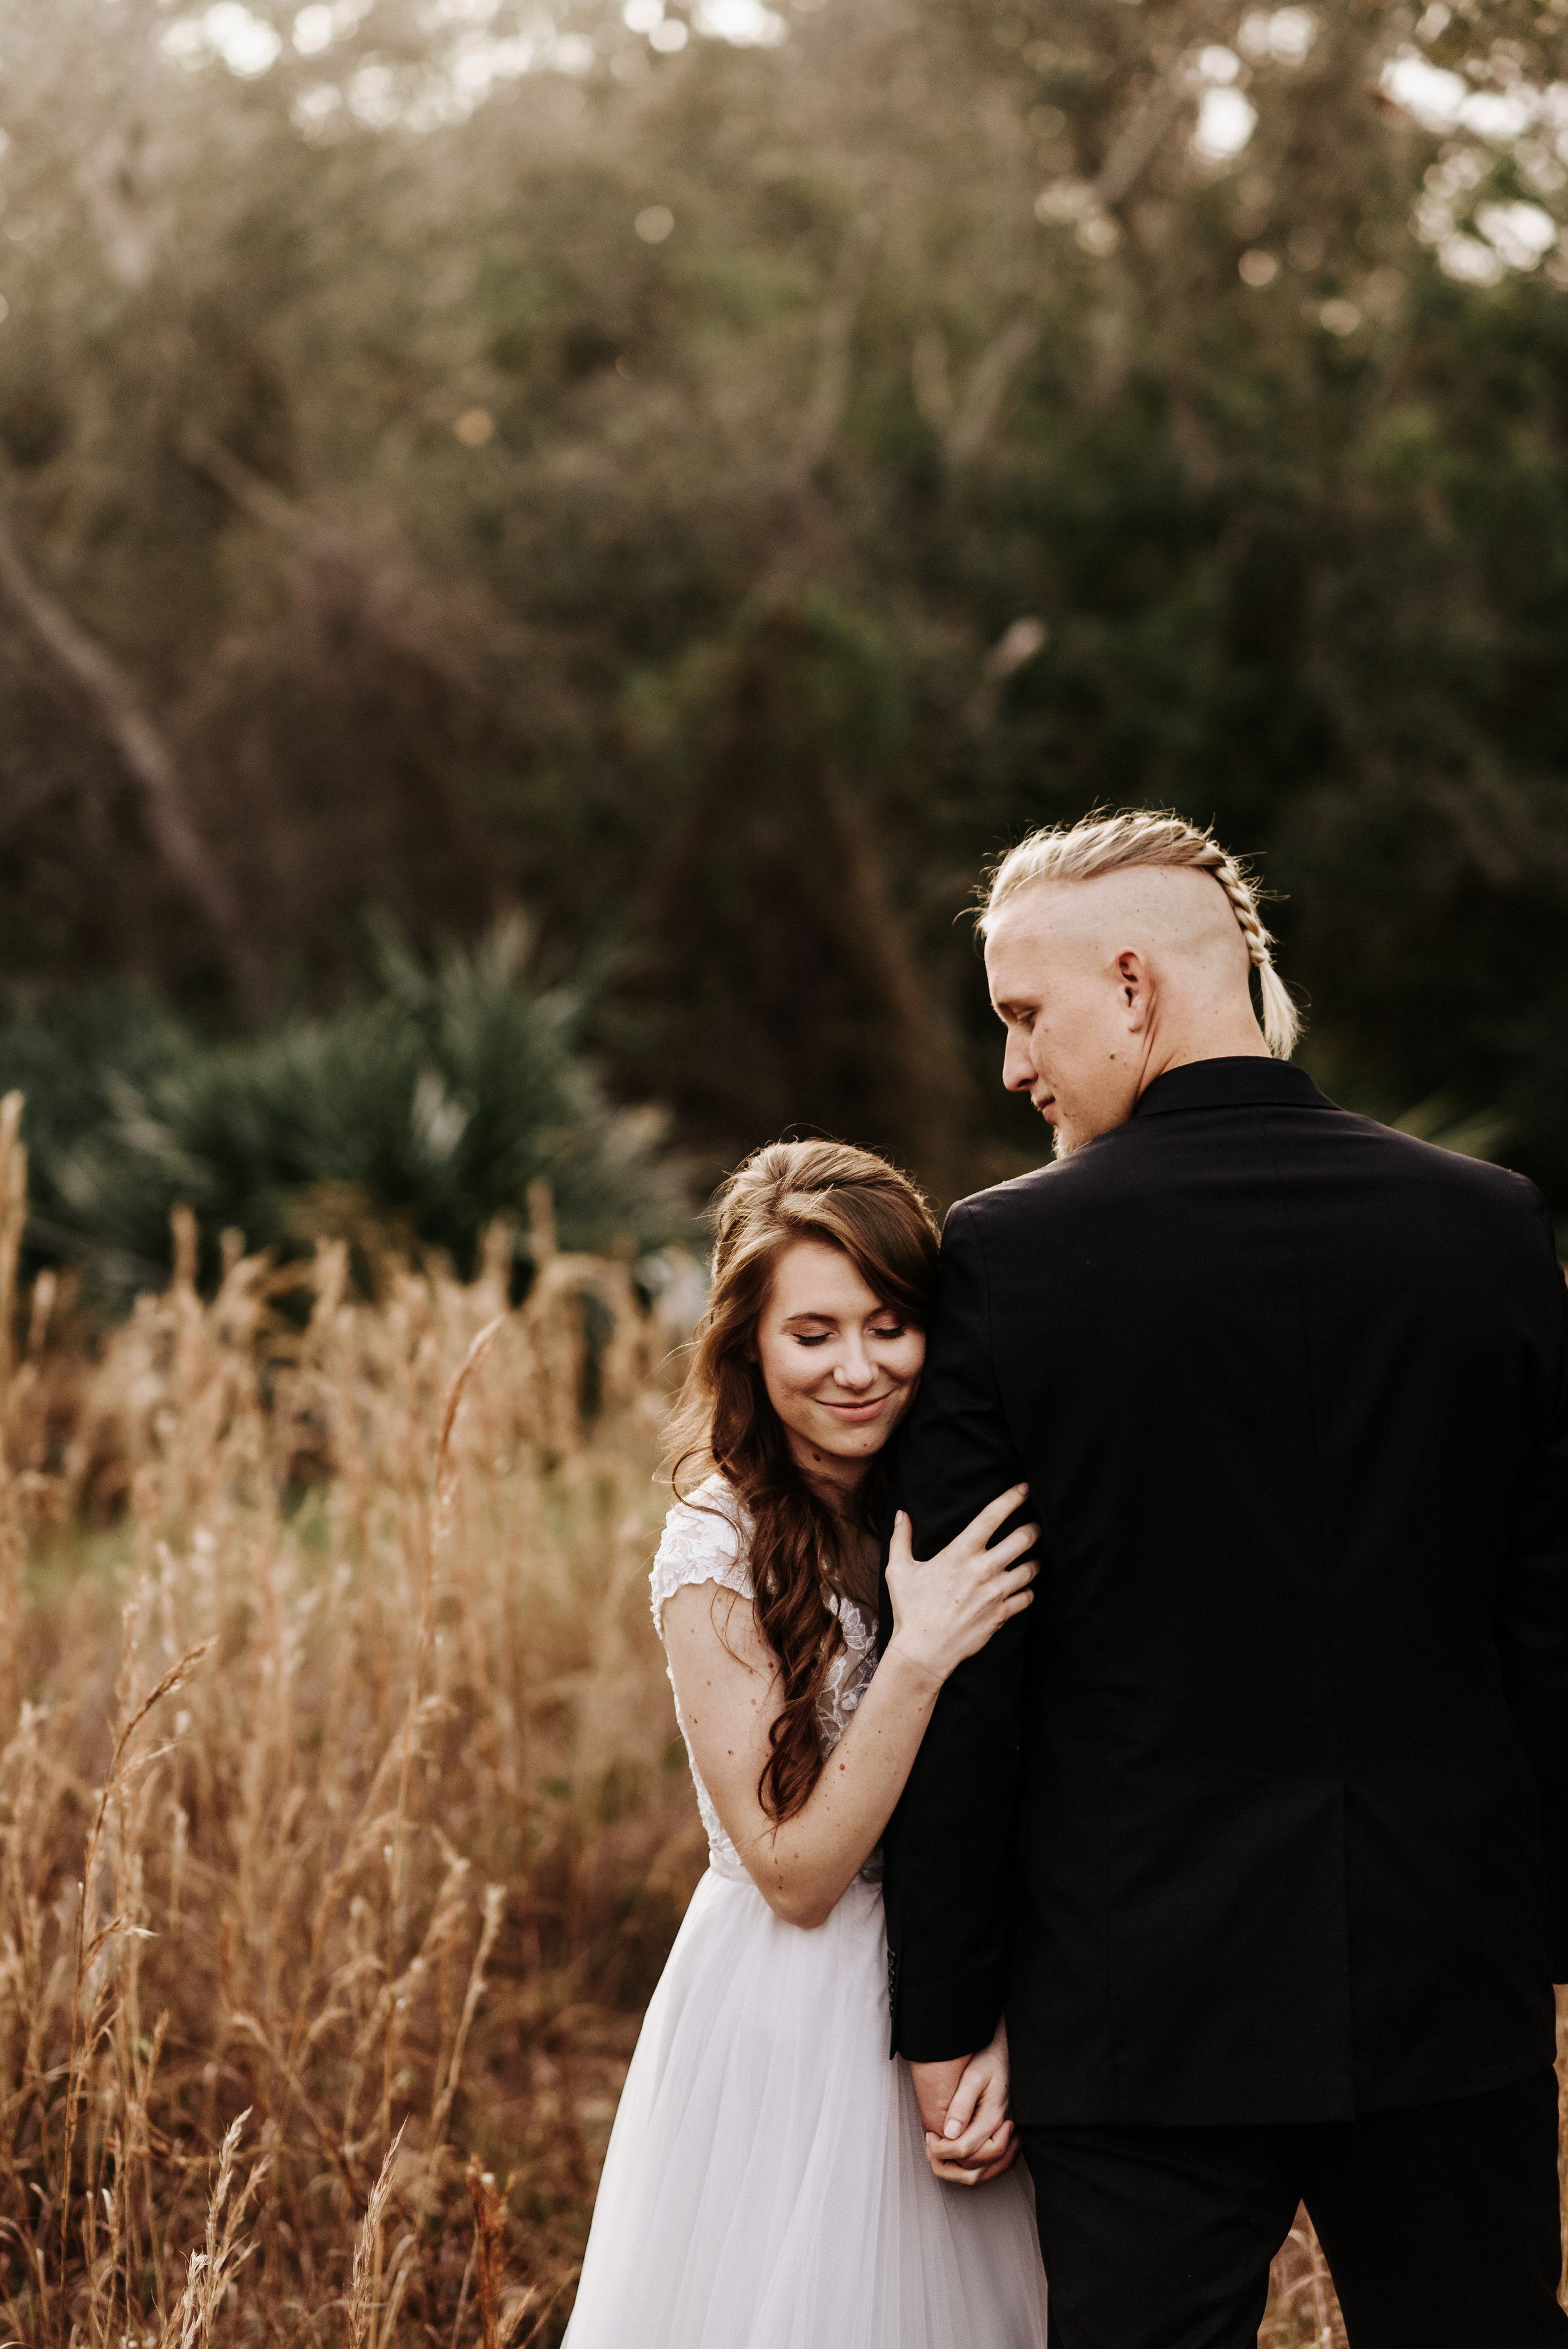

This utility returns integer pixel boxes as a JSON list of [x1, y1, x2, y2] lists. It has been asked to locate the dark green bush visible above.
[[1, 923, 690, 1294]]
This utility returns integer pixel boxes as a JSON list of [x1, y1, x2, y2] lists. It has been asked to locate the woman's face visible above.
[[753, 1238, 926, 1485]]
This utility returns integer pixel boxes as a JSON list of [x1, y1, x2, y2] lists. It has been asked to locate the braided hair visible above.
[[977, 810, 1301, 1058]]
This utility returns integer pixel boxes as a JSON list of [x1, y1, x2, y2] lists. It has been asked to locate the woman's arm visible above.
[[662, 1488, 1037, 1930]]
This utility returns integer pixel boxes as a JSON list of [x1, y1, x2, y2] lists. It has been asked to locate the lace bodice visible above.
[[650, 1477, 881, 1884]]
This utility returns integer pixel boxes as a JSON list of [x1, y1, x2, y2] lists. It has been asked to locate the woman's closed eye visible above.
[[792, 1321, 907, 1348]]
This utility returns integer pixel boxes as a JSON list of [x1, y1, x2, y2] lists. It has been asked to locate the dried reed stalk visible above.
[[58, 1628, 216, 2333], [0, 1099, 701, 2349], [0, 1091, 26, 1744], [464, 2154, 532, 2349]]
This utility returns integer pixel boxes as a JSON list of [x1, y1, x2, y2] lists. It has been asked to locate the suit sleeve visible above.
[[1496, 1202, 1568, 1984], [881, 1199, 1033, 2060]]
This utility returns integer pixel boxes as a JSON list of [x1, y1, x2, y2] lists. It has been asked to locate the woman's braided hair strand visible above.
[[977, 810, 1301, 1059]]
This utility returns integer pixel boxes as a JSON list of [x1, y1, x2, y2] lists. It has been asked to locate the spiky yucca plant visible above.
[[0, 922, 689, 1291]]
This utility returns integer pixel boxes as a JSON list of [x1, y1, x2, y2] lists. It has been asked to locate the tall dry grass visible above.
[[0, 1095, 705, 2347], [0, 1088, 1559, 2346]]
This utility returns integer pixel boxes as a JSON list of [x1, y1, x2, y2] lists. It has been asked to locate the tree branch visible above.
[[1093, 62, 1198, 211], [0, 501, 263, 1007], [945, 316, 1039, 467], [181, 426, 312, 541], [1091, 7, 1259, 214], [787, 212, 882, 485]]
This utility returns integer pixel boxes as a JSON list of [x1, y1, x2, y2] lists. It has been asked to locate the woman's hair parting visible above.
[[664, 1138, 941, 1824], [977, 809, 1301, 1059]]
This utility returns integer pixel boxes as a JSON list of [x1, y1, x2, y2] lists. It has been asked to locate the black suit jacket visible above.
[[881, 1058, 1568, 2127]]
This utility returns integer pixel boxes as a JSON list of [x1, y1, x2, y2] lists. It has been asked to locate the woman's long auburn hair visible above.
[[665, 1139, 941, 1823]]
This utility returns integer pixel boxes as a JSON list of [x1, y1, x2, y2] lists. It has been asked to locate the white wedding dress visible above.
[[563, 1477, 1048, 2349]]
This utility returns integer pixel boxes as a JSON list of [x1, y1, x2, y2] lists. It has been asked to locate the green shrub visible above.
[[1, 923, 690, 1294]]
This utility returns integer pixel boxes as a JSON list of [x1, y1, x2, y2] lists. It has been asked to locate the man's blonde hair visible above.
[[978, 809, 1301, 1059]]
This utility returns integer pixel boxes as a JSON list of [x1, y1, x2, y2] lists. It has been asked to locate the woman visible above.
[[564, 1138, 1048, 2348]]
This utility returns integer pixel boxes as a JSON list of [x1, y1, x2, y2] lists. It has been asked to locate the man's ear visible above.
[[1117, 950, 1151, 1031]]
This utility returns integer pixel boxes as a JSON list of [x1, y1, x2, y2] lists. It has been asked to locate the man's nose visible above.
[[1002, 1031, 1035, 1094]]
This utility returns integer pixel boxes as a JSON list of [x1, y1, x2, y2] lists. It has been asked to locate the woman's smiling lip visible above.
[[815, 1390, 898, 1418]]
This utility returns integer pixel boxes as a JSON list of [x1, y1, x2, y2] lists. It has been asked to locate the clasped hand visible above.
[[909, 2024, 1019, 2187]]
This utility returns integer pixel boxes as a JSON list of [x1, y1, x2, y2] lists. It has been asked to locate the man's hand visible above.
[[910, 2055, 970, 2140], [909, 2034, 1019, 2187]]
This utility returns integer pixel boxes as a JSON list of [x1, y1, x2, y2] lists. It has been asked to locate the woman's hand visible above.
[[923, 2021, 1020, 2187], [663, 1488, 1034, 1933], [884, 1484, 1038, 1689]]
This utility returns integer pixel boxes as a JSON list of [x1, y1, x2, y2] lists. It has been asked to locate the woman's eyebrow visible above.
[[779, 1308, 839, 1325]]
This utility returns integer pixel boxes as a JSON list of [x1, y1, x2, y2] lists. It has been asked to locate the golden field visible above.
[[0, 1097, 1558, 2347]]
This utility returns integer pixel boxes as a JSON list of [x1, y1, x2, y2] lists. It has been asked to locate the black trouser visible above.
[[1022, 2066, 1567, 2349]]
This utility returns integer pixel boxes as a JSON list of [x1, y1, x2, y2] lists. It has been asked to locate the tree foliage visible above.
[[2, 0, 1567, 1204]]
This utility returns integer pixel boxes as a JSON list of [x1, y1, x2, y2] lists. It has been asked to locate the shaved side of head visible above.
[[997, 863, 1254, 1002], [980, 809, 1298, 1060], [982, 849, 1275, 1159]]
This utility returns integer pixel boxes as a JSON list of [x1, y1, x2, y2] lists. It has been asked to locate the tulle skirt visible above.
[[563, 1864, 1048, 2349]]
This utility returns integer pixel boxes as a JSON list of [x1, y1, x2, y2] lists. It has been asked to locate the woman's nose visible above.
[[832, 1346, 876, 1389]]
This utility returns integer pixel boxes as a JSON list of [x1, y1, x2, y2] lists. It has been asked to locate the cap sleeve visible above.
[[650, 1479, 754, 1640]]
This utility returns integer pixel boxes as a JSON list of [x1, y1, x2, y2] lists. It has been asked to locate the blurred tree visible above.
[[0, 0, 1565, 1208], [617, 592, 979, 1194]]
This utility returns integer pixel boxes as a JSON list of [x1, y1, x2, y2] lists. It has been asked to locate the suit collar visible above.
[[1131, 1057, 1335, 1118]]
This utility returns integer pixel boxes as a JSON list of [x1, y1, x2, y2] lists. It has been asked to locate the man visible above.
[[882, 811, 1568, 2347]]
